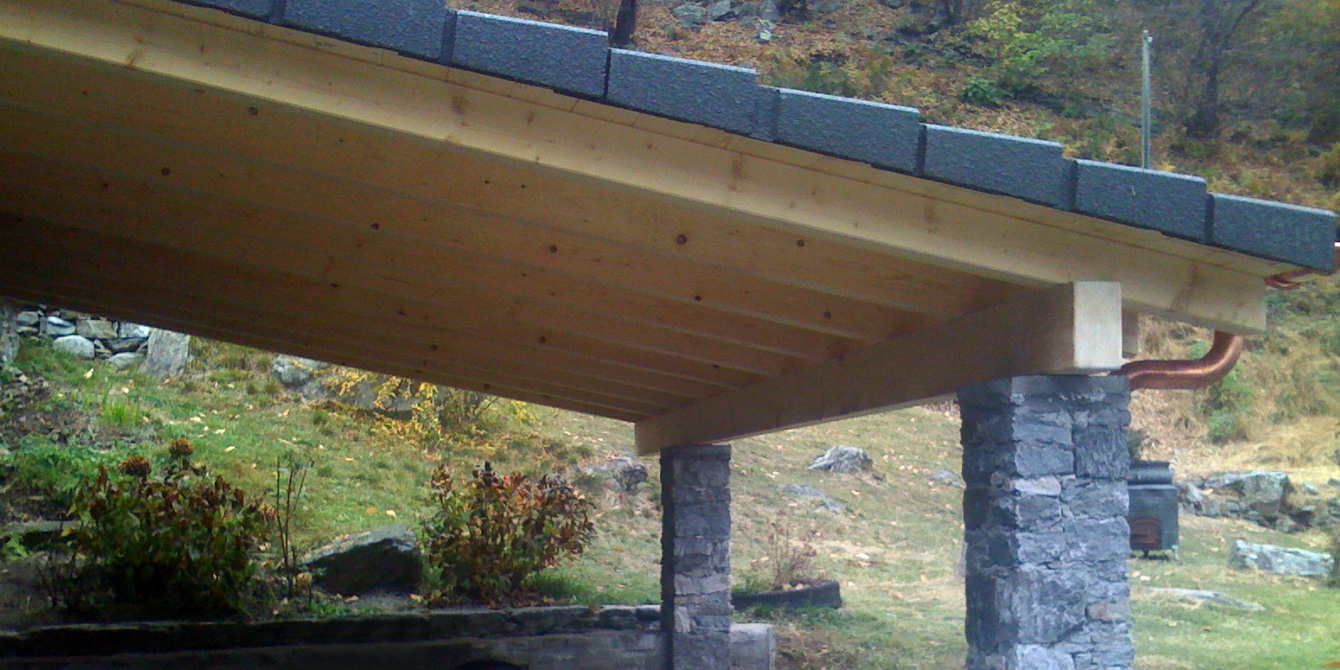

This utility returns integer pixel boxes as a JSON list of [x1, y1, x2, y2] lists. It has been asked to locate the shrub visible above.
[[60, 444, 271, 617], [959, 75, 1010, 107], [739, 515, 820, 593], [421, 462, 594, 605]]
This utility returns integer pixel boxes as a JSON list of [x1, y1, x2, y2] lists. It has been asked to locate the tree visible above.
[[1266, 0, 1340, 143], [609, 0, 636, 48], [1183, 0, 1273, 138]]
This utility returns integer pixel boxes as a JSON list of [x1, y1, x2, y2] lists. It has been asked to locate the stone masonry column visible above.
[[660, 444, 731, 670], [959, 376, 1134, 670]]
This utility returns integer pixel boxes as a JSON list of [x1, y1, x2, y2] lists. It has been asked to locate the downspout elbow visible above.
[[1116, 330, 1244, 391]]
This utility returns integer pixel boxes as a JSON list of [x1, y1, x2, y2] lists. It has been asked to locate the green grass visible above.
[[3, 336, 1339, 668]]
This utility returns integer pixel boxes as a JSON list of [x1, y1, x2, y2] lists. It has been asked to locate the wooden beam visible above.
[[0, 32, 1019, 320], [0, 181, 806, 380], [0, 0, 1267, 332], [0, 105, 889, 361], [0, 259, 677, 417], [0, 281, 647, 422], [634, 282, 1124, 454]]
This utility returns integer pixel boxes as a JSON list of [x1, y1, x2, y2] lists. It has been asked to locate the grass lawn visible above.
[[3, 336, 1338, 668]]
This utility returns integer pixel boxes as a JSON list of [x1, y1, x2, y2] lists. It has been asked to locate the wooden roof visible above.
[[1, 0, 1334, 452]]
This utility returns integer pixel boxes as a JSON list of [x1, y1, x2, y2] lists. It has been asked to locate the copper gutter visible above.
[[1265, 241, 1340, 290], [1119, 241, 1337, 390], [1117, 330, 1245, 390]]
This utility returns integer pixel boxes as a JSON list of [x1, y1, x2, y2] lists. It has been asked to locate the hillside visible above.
[[2, 334, 1339, 668]]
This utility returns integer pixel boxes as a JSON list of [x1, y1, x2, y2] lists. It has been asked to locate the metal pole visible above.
[[1141, 30, 1153, 169]]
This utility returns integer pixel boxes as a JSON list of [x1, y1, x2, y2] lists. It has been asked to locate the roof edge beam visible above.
[[634, 281, 1123, 454]]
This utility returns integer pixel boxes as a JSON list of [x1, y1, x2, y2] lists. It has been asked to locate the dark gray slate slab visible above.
[[282, 0, 447, 61], [1073, 160, 1209, 241], [606, 50, 775, 139], [922, 125, 1070, 207], [177, 0, 274, 19], [1209, 193, 1337, 271], [774, 89, 922, 172], [446, 11, 608, 98]]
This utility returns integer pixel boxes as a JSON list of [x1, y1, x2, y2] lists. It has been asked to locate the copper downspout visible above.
[[1117, 242, 1335, 390], [1117, 330, 1245, 390]]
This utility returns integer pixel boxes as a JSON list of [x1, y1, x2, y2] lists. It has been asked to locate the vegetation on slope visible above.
[[2, 336, 1339, 667]]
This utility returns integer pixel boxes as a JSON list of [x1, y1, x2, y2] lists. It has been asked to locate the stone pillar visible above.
[[959, 376, 1133, 670], [660, 444, 731, 670], [0, 299, 18, 366]]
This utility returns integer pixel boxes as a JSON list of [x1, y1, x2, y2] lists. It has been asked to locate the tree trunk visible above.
[[610, 0, 637, 48]]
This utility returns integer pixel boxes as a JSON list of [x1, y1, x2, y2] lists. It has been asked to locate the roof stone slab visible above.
[[178, 0, 1336, 270]]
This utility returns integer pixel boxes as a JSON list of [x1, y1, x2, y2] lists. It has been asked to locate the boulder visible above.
[[300, 524, 421, 595], [75, 319, 118, 340], [118, 323, 153, 338], [671, 3, 708, 27], [577, 455, 649, 493], [140, 329, 191, 378], [105, 337, 148, 353], [759, 0, 780, 20], [1227, 539, 1333, 579], [1202, 470, 1292, 518], [1147, 587, 1263, 612], [706, 0, 733, 20], [44, 316, 75, 337], [808, 445, 872, 473], [271, 355, 332, 398], [15, 311, 40, 329], [108, 353, 143, 369], [51, 335, 95, 359]]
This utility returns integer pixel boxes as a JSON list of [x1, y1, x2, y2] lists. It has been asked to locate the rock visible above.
[[118, 323, 153, 338], [1328, 478, 1340, 491], [44, 316, 75, 337], [300, 524, 421, 595], [105, 336, 148, 353], [0, 520, 74, 551], [107, 352, 143, 369], [759, 0, 780, 20], [1175, 480, 1203, 513], [0, 300, 16, 365], [1227, 539, 1334, 579], [1274, 516, 1298, 533], [15, 311, 40, 328], [735, 1, 759, 17], [808, 445, 871, 474], [1302, 482, 1319, 495], [1202, 470, 1292, 518], [930, 468, 966, 489], [780, 482, 843, 514], [579, 455, 649, 493], [140, 329, 191, 377], [272, 355, 330, 390], [1147, 587, 1264, 612], [756, 19, 774, 41], [75, 319, 118, 340], [706, 0, 733, 20], [671, 3, 708, 27], [51, 335, 95, 359]]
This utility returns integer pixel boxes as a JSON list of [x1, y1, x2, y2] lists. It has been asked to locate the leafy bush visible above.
[[966, 0, 1110, 99], [1320, 143, 1340, 187], [58, 442, 271, 617], [959, 75, 1010, 107], [421, 462, 594, 605]]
